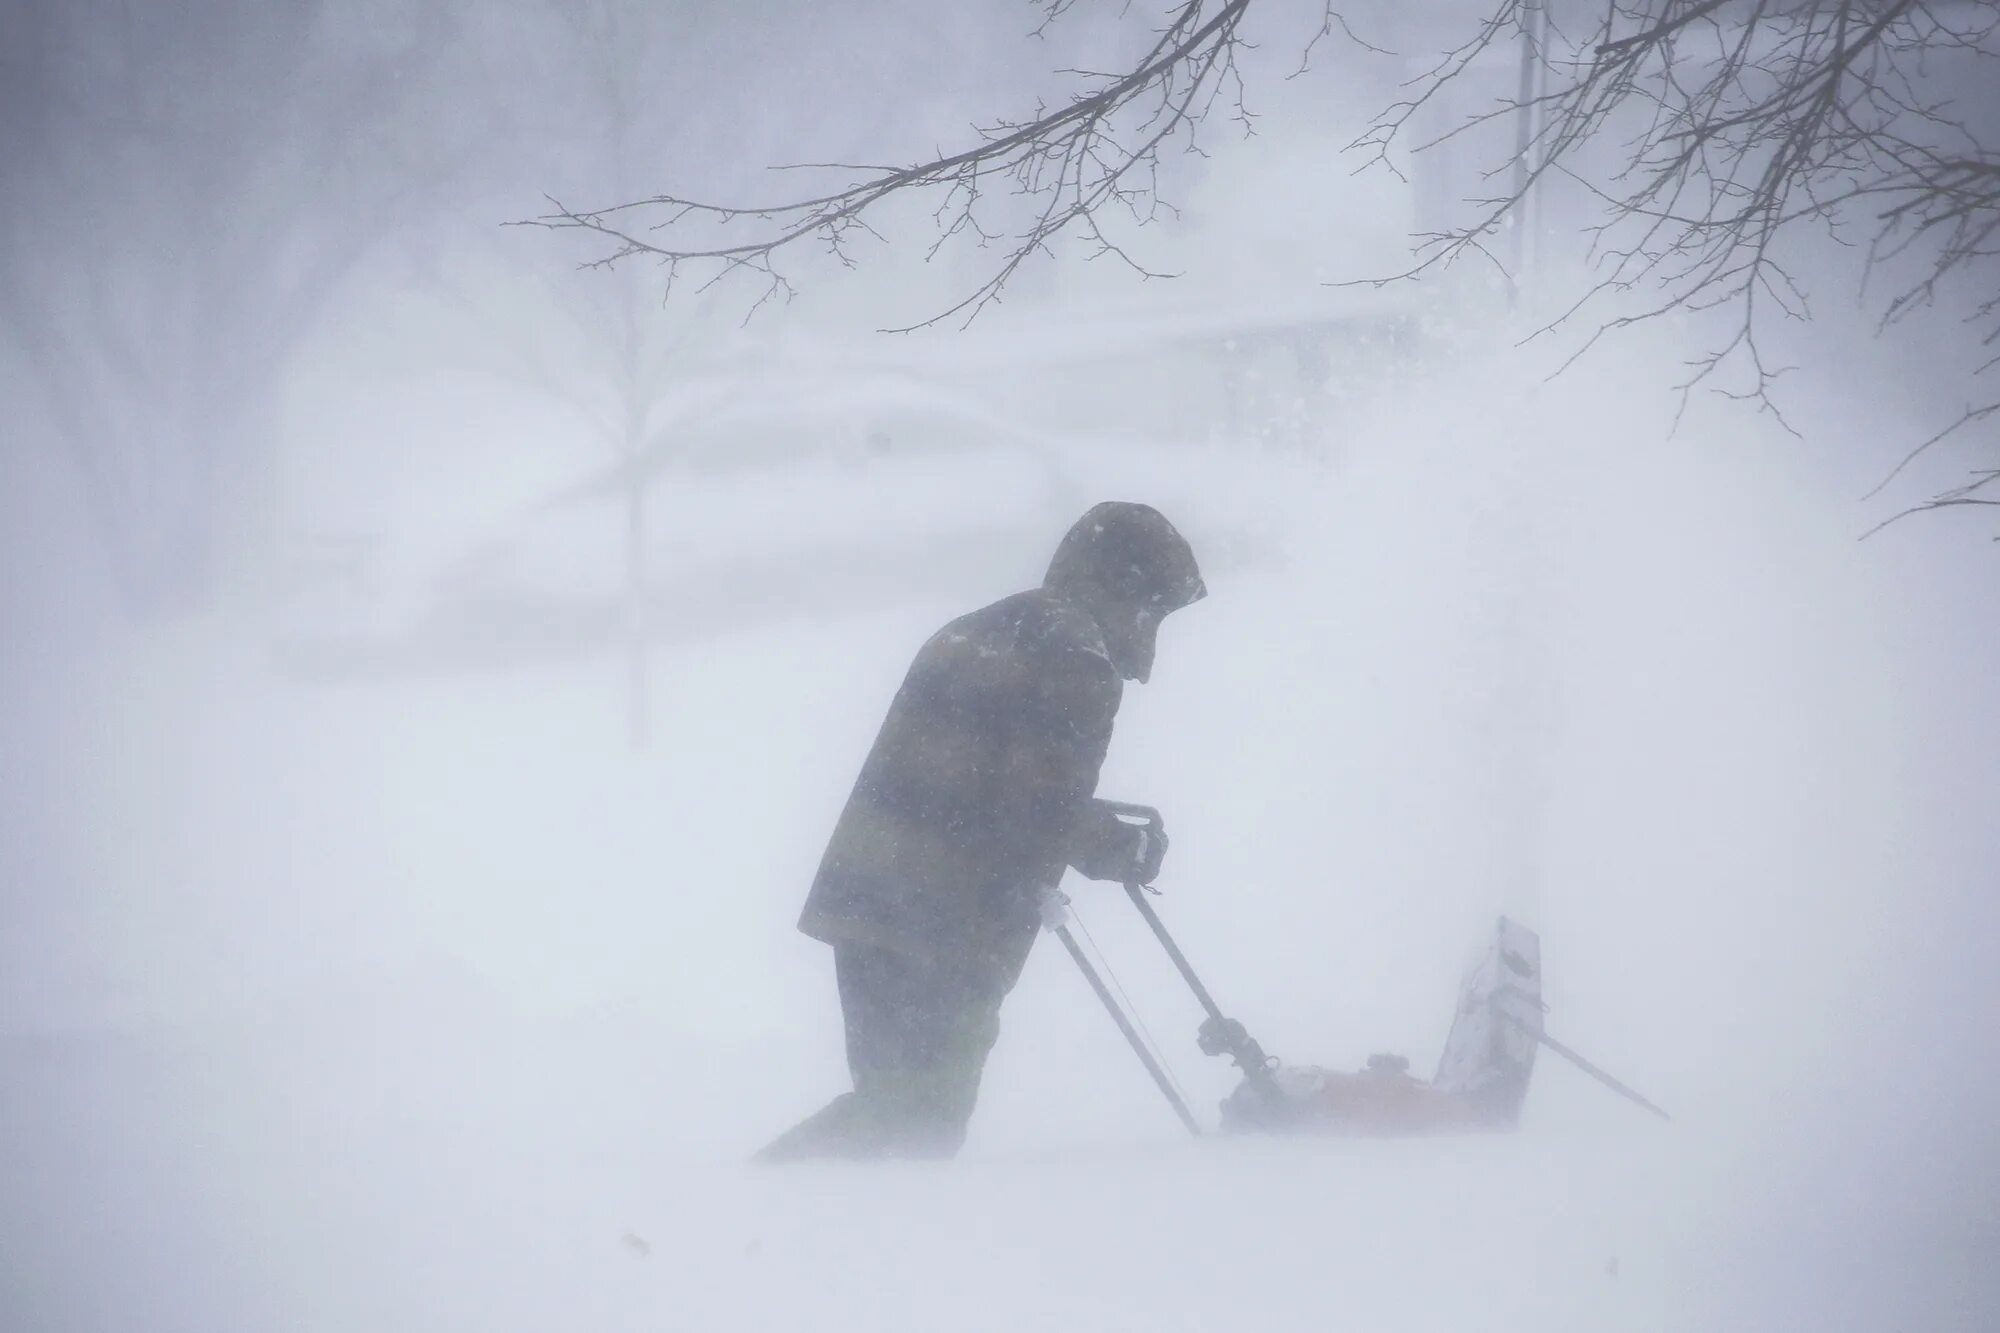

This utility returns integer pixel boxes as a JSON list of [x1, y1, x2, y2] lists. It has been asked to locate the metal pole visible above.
[[1509, 0, 1545, 295], [1122, 884, 1230, 1023], [1120, 884, 1285, 1103], [1504, 1014, 1672, 1121], [1052, 923, 1202, 1136]]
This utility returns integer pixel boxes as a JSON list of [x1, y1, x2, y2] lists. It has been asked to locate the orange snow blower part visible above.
[[1212, 915, 1551, 1135]]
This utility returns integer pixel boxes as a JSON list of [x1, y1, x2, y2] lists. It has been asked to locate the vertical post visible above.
[[1495, 3, 1555, 920], [623, 432, 648, 749], [1509, 0, 1546, 296], [620, 283, 650, 751], [601, 1, 651, 752]]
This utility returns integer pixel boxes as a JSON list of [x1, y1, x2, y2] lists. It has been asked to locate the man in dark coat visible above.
[[758, 501, 1206, 1161]]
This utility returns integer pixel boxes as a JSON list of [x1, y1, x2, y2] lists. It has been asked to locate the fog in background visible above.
[[2, 2, 1995, 1330]]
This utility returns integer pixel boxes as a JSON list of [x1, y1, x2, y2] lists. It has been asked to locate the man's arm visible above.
[[987, 636, 1124, 877]]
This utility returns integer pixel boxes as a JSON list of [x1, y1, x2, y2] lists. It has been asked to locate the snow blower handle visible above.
[[1121, 882, 1278, 1094], [1095, 800, 1164, 833], [1096, 802, 1287, 1104], [1094, 800, 1169, 886], [1049, 917, 1203, 1137]]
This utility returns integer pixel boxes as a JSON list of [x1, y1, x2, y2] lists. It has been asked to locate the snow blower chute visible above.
[[1053, 803, 1671, 1136]]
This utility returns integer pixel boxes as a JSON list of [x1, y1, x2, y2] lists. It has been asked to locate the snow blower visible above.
[[1053, 803, 1671, 1136]]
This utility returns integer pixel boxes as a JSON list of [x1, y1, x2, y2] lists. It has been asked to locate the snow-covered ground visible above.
[[4, 332, 1996, 1332]]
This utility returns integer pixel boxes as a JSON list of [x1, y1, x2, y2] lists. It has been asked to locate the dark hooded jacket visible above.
[[798, 503, 1204, 965], [798, 586, 1122, 962]]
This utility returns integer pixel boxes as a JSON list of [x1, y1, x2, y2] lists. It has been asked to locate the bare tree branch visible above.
[[517, 0, 1999, 533], [516, 1, 1272, 331], [1354, 0, 2000, 530]]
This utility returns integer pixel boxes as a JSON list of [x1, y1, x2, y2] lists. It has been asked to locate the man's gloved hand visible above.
[[1125, 819, 1169, 884], [1067, 800, 1170, 884], [1038, 885, 1072, 930]]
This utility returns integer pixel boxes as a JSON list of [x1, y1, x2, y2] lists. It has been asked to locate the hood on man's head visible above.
[[1044, 501, 1206, 612], [1045, 502, 1205, 683]]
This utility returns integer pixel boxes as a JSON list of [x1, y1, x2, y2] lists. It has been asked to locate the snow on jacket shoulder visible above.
[[798, 588, 1123, 961]]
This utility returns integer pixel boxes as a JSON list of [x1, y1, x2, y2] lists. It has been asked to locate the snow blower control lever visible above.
[[1098, 802, 1288, 1110]]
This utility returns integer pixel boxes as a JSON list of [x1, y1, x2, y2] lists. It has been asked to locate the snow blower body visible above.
[[1069, 804, 1669, 1137], [1213, 916, 1544, 1135]]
